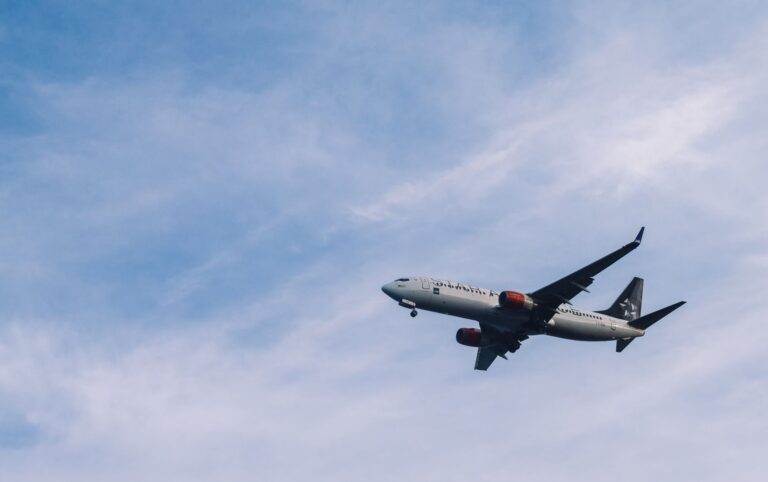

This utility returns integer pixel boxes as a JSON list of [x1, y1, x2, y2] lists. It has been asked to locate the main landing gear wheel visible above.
[[410, 309, 418, 317]]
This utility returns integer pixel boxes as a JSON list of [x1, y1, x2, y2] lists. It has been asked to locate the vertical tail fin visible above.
[[597, 277, 643, 321]]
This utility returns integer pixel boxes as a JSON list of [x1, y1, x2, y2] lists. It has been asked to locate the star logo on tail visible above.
[[619, 299, 638, 319]]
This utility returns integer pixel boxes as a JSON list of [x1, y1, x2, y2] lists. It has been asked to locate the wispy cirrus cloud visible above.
[[1, 2, 767, 481]]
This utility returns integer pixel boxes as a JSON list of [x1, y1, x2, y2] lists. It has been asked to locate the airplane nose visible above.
[[381, 282, 397, 300]]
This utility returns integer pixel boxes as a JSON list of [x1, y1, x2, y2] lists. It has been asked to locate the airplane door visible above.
[[421, 278, 430, 290]]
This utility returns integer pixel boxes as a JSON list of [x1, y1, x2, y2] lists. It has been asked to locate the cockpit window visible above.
[[396, 278, 410, 282]]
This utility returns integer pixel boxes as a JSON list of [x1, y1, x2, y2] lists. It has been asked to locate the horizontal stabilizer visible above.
[[616, 338, 634, 352], [628, 301, 686, 331]]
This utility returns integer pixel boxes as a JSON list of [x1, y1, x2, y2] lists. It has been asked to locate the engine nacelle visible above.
[[455, 328, 482, 347], [498, 290, 536, 310]]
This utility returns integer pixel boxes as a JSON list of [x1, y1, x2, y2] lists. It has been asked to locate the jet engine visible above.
[[455, 328, 482, 347], [498, 290, 536, 310]]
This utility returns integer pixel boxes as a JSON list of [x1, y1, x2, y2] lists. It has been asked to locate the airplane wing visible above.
[[474, 324, 527, 371], [527, 227, 645, 320], [475, 346, 502, 371]]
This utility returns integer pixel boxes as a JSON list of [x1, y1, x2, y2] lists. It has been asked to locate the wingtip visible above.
[[634, 226, 645, 244], [667, 300, 687, 312]]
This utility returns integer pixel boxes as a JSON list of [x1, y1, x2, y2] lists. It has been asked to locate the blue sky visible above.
[[1, 1, 767, 480]]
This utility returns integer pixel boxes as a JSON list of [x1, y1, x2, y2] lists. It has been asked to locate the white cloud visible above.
[[2, 3, 768, 482]]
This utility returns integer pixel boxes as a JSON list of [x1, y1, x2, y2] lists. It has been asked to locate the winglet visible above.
[[634, 226, 645, 245]]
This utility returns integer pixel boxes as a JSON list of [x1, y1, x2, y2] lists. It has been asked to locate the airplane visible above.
[[381, 227, 685, 370]]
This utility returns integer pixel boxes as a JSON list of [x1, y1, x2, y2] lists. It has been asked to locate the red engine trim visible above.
[[455, 328, 482, 347], [498, 290, 536, 310]]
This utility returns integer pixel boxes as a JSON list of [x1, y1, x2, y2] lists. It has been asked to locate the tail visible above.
[[615, 301, 686, 352], [598, 277, 644, 321], [628, 301, 686, 330]]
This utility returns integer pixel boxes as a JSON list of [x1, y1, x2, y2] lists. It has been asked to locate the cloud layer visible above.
[[1, 2, 767, 481]]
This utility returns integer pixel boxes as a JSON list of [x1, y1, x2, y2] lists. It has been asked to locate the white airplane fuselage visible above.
[[381, 277, 645, 341]]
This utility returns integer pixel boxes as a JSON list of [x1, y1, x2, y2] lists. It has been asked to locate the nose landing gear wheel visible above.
[[410, 309, 418, 317]]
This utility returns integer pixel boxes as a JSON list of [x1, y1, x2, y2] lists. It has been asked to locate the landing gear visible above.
[[398, 299, 418, 317]]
